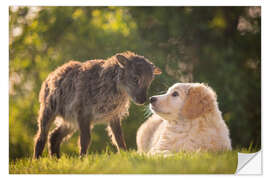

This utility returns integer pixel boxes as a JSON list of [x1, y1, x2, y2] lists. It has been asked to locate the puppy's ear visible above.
[[181, 85, 215, 119], [116, 55, 129, 68], [153, 66, 162, 75]]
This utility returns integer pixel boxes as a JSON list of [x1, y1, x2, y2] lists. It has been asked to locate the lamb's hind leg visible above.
[[33, 105, 55, 159], [48, 123, 74, 158], [78, 114, 91, 157]]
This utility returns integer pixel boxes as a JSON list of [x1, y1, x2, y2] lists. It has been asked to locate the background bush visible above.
[[9, 6, 261, 160]]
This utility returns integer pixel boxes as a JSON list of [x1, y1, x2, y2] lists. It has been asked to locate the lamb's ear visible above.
[[153, 66, 162, 75], [181, 85, 214, 119], [116, 55, 129, 68]]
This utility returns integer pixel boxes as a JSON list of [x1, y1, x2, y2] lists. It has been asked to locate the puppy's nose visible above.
[[150, 97, 157, 104]]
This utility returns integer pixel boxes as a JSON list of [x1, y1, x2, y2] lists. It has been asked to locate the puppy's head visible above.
[[150, 83, 217, 121]]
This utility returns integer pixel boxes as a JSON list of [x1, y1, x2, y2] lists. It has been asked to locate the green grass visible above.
[[9, 149, 248, 174]]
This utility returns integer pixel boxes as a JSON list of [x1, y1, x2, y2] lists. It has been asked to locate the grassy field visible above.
[[9, 149, 249, 174]]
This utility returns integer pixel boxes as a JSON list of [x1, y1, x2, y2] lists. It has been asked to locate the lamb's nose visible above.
[[150, 97, 157, 104]]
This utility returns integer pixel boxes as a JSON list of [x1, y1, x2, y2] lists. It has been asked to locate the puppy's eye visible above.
[[172, 91, 179, 97]]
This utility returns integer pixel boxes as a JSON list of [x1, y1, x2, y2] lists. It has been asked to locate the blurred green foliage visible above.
[[9, 7, 261, 160]]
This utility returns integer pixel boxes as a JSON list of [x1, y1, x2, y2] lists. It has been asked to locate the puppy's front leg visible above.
[[107, 118, 127, 151], [148, 148, 172, 157]]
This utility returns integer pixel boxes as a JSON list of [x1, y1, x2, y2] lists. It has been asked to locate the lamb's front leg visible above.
[[107, 118, 127, 151]]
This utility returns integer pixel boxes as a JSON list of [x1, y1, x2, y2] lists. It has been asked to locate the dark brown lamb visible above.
[[33, 51, 162, 158]]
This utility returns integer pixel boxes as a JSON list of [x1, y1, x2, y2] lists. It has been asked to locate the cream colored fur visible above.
[[136, 83, 232, 155]]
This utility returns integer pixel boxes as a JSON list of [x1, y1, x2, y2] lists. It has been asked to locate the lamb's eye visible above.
[[172, 91, 179, 97], [133, 77, 139, 84]]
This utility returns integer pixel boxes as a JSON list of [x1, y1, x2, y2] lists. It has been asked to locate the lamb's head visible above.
[[116, 52, 162, 105]]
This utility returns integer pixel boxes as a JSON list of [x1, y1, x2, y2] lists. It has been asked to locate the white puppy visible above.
[[136, 83, 232, 155]]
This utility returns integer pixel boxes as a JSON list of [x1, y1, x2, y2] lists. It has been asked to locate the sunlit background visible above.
[[9, 6, 261, 160]]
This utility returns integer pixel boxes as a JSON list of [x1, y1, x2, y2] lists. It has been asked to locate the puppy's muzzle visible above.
[[149, 96, 157, 104]]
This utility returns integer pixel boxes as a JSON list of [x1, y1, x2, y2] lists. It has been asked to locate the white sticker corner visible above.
[[236, 150, 262, 175]]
